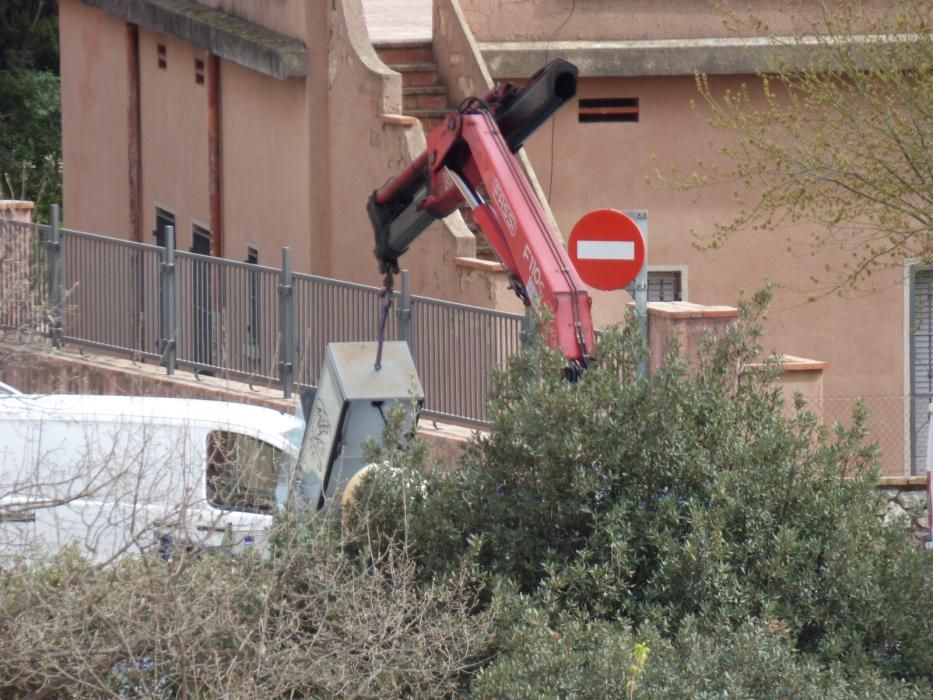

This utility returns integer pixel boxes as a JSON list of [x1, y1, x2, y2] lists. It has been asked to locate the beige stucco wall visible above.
[[60, 0, 132, 236], [0, 201, 34, 223], [515, 71, 907, 471], [321, 0, 505, 310], [220, 62, 311, 269], [202, 0, 306, 42], [459, 0, 886, 42], [138, 30, 210, 253], [521, 72, 905, 393], [54, 0, 913, 472]]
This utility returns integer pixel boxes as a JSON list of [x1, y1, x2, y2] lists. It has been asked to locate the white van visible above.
[[0, 394, 305, 563]]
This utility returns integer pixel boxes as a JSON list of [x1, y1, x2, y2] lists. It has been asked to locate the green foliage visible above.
[[0, 0, 59, 71], [0, 68, 61, 219], [473, 606, 927, 699], [353, 289, 933, 688], [0, 1, 60, 221]]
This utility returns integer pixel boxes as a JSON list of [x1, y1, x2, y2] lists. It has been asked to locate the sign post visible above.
[[569, 208, 649, 374]]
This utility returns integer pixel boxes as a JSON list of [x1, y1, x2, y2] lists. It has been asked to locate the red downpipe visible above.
[[208, 54, 223, 256], [126, 23, 142, 242]]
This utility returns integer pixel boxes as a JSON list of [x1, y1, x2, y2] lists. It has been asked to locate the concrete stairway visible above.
[[375, 41, 497, 260], [375, 42, 449, 131]]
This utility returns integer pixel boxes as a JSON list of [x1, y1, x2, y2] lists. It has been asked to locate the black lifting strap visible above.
[[374, 271, 394, 371]]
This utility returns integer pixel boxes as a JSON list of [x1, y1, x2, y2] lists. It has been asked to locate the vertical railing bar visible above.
[[46, 204, 62, 347], [279, 247, 294, 398], [163, 225, 177, 374]]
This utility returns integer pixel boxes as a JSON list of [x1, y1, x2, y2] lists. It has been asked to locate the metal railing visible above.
[[0, 212, 526, 425]]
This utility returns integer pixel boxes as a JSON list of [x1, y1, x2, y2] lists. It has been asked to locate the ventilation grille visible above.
[[578, 97, 639, 123]]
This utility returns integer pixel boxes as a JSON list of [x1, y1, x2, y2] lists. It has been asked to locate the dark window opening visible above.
[[157, 44, 167, 70], [579, 97, 639, 123], [195, 57, 205, 85], [154, 208, 174, 247], [648, 270, 682, 302], [206, 431, 279, 514]]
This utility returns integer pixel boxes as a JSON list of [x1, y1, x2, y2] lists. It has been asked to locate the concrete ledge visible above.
[[645, 301, 738, 320], [780, 354, 828, 372], [81, 0, 307, 79], [479, 35, 914, 78], [878, 476, 928, 489], [379, 113, 420, 126], [453, 256, 506, 273], [0, 342, 478, 473]]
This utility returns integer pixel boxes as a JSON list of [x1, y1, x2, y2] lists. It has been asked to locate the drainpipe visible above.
[[208, 54, 224, 257], [126, 22, 142, 242]]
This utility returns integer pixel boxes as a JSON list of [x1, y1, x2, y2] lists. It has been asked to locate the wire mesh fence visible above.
[[0, 219, 49, 336], [818, 394, 929, 476]]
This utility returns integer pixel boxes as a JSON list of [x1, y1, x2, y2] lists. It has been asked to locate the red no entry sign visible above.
[[568, 209, 645, 291]]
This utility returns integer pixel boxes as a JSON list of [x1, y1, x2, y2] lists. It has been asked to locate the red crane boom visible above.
[[368, 60, 595, 370]]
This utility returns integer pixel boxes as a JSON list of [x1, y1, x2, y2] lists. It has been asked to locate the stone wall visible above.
[[879, 477, 930, 541]]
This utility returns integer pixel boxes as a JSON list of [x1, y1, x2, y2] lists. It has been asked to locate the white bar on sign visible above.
[[577, 240, 635, 261]]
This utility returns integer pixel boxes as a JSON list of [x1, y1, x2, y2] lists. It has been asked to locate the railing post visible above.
[[397, 269, 412, 353], [520, 305, 534, 348], [160, 225, 177, 375], [46, 204, 63, 347], [279, 246, 294, 399]]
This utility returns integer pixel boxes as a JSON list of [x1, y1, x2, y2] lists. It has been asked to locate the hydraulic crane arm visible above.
[[368, 59, 595, 366]]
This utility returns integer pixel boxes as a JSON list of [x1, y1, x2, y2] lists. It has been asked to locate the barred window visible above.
[[648, 271, 682, 302]]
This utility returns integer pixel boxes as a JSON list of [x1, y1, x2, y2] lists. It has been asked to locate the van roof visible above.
[[0, 394, 301, 437]]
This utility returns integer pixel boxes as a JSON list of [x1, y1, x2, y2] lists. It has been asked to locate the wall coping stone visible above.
[[81, 0, 307, 79], [479, 34, 921, 78], [453, 256, 506, 273], [644, 301, 738, 320]]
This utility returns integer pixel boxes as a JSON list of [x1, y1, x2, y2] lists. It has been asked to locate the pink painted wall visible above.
[[59, 0, 131, 237], [203, 0, 307, 42], [318, 0, 500, 309], [517, 71, 907, 470], [138, 30, 210, 253], [458, 0, 887, 42], [220, 62, 311, 270]]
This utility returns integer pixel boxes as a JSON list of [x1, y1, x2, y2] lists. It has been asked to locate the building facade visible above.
[[58, 0, 926, 475]]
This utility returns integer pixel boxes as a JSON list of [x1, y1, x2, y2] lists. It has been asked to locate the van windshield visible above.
[[206, 431, 280, 514]]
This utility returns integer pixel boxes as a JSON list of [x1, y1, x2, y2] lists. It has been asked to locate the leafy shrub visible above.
[[353, 290, 933, 685], [0, 68, 62, 220], [473, 600, 927, 699]]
